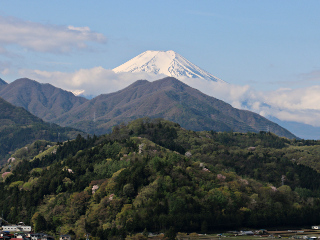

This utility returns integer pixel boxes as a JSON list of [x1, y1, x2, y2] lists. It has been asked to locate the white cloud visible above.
[[264, 87, 320, 110], [178, 77, 320, 127], [19, 67, 167, 96], [180, 77, 251, 108], [272, 110, 320, 125], [0, 16, 106, 53], [18, 67, 320, 127], [252, 87, 320, 126]]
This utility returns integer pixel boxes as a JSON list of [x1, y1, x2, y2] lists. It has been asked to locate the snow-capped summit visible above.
[[113, 50, 224, 82]]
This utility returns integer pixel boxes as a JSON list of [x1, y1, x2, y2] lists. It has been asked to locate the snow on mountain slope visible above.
[[113, 50, 224, 82]]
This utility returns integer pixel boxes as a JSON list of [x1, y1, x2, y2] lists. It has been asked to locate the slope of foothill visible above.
[[0, 118, 319, 239], [55, 77, 296, 139], [0, 78, 88, 122], [0, 97, 84, 165]]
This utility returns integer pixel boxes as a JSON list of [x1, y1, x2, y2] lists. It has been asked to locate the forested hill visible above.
[[0, 78, 88, 122], [1, 118, 320, 239], [0, 77, 295, 139], [55, 77, 295, 139], [0, 97, 84, 165]]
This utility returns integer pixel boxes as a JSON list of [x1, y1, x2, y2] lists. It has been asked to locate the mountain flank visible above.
[[0, 78, 88, 122], [54, 77, 296, 138], [0, 78, 7, 87], [0, 97, 84, 165], [0, 77, 296, 139]]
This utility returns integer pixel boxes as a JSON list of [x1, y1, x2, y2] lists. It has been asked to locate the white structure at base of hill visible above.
[[2, 225, 31, 232]]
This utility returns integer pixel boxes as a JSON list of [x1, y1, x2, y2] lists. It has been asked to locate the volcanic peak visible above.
[[113, 50, 224, 83]]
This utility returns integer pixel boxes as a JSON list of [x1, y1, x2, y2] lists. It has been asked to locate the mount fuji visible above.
[[113, 50, 224, 82]]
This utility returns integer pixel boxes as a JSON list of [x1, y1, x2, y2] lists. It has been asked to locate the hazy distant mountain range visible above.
[[0, 78, 88, 122], [57, 77, 296, 138], [0, 77, 296, 139], [268, 117, 320, 140], [0, 50, 308, 139]]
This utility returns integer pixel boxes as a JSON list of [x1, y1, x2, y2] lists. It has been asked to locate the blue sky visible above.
[[1, 1, 320, 136], [1, 1, 319, 89]]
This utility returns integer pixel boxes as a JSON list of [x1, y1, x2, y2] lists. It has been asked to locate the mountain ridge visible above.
[[0, 78, 7, 87], [54, 77, 296, 139], [0, 77, 296, 139], [0, 78, 88, 122]]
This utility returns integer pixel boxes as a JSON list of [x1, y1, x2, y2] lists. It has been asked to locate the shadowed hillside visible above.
[[0, 78, 7, 87], [0, 97, 84, 164], [0, 77, 296, 139], [0, 78, 88, 121], [54, 77, 296, 138]]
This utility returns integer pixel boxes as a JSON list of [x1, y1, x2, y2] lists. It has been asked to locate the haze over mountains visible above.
[[0, 76, 296, 139], [111, 50, 320, 140], [1, 50, 319, 139], [1, 49, 313, 140], [0, 78, 88, 122]]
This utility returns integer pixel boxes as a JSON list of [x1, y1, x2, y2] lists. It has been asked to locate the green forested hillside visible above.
[[0, 97, 84, 164], [1, 118, 320, 239]]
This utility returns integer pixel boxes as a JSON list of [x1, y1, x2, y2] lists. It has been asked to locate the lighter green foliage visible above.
[[278, 185, 292, 194], [33, 145, 57, 161], [94, 158, 130, 178], [9, 180, 24, 188], [22, 177, 39, 190]]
